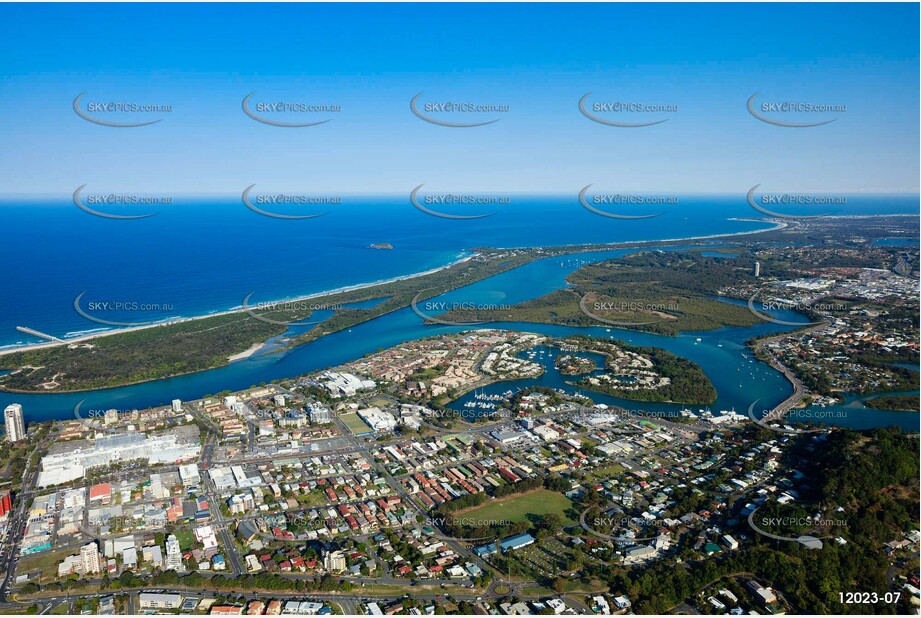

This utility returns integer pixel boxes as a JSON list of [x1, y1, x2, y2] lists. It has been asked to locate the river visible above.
[[0, 248, 916, 431]]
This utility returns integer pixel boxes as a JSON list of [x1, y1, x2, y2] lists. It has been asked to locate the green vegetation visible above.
[[340, 412, 373, 435], [438, 250, 764, 335], [577, 427, 919, 615], [565, 335, 717, 404], [0, 423, 48, 489], [0, 249, 541, 392], [864, 394, 919, 412], [16, 548, 76, 583], [172, 528, 196, 551], [750, 298, 920, 400], [431, 477, 573, 541], [460, 489, 573, 525]]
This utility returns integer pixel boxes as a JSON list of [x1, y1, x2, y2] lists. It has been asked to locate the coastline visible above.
[[0, 217, 790, 360], [1, 211, 917, 360], [0, 252, 476, 359], [0, 220, 791, 360], [486, 218, 788, 251]]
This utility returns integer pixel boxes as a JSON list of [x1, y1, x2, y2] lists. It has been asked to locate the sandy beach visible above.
[[227, 342, 266, 363], [0, 221, 789, 359], [0, 253, 475, 359]]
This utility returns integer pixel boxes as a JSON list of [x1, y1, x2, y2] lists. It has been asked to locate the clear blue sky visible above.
[[0, 3, 917, 195]]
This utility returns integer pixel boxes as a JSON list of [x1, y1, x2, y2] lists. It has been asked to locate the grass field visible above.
[[16, 548, 76, 582], [355, 583, 480, 596], [586, 463, 625, 482], [173, 528, 196, 551], [460, 489, 574, 524], [340, 412, 373, 435]]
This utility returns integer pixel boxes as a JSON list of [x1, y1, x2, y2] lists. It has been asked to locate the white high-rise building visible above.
[[165, 534, 182, 571], [323, 549, 346, 573], [171, 399, 182, 413], [4, 404, 25, 443], [80, 541, 101, 575]]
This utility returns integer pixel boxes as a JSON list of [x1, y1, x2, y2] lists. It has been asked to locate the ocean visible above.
[[0, 194, 916, 430], [1, 194, 916, 348]]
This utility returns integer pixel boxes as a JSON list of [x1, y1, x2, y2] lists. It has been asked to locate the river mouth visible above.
[[1, 246, 916, 433]]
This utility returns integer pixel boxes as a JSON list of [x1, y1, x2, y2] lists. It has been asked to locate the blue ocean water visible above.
[[0, 246, 916, 433], [1, 194, 915, 349], [0, 195, 916, 431]]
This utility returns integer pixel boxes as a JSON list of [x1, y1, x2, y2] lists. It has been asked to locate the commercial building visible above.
[[321, 372, 375, 397], [37, 426, 201, 487], [139, 593, 183, 610], [357, 407, 396, 432], [89, 483, 111, 504], [179, 463, 201, 489], [624, 544, 657, 564], [0, 490, 11, 518], [492, 430, 525, 444], [194, 525, 219, 550], [142, 545, 163, 569], [532, 425, 561, 442], [500, 533, 535, 552], [307, 404, 331, 424]]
